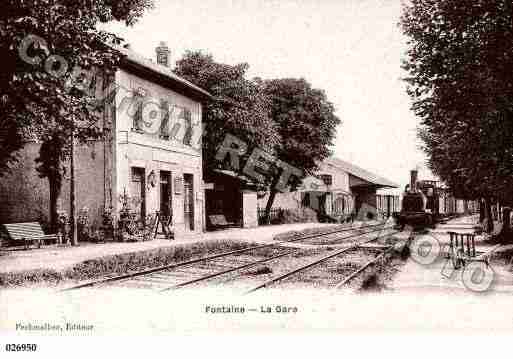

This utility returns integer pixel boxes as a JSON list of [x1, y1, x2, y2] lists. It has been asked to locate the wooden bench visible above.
[[208, 214, 236, 230], [1, 222, 58, 250]]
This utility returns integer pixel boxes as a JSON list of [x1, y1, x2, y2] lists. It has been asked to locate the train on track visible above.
[[395, 169, 477, 230]]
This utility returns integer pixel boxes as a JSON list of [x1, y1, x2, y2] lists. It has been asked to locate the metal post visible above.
[[466, 235, 470, 257], [471, 235, 476, 257], [70, 130, 78, 246]]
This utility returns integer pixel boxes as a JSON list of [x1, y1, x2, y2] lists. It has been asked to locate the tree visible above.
[[174, 51, 281, 174], [0, 0, 154, 172], [262, 78, 341, 220], [401, 0, 513, 236], [35, 133, 66, 232], [174, 53, 340, 222], [0, 0, 154, 243]]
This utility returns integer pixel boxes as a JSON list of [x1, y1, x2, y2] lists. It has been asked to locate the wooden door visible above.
[[160, 171, 172, 218], [130, 167, 146, 220], [183, 174, 194, 231]]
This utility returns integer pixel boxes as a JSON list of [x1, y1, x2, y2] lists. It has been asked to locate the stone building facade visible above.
[[0, 43, 211, 236], [111, 47, 210, 234]]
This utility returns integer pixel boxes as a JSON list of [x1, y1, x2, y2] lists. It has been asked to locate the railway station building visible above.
[[0, 42, 211, 236]]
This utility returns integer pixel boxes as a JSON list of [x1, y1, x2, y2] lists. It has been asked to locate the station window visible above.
[[167, 106, 192, 145], [131, 89, 145, 133], [183, 108, 193, 146], [159, 100, 170, 140]]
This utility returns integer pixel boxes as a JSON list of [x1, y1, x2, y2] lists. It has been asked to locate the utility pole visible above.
[[70, 128, 78, 246]]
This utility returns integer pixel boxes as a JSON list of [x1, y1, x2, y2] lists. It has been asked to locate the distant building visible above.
[[257, 157, 399, 223]]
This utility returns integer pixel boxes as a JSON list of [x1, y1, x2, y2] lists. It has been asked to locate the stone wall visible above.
[[0, 141, 107, 231], [0, 143, 49, 225]]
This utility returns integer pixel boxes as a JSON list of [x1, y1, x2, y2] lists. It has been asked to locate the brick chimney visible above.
[[156, 41, 170, 67]]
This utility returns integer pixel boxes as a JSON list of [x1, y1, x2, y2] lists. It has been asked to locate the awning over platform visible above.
[[209, 169, 263, 190]]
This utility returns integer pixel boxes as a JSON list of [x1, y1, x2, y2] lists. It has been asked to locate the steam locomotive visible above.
[[395, 170, 441, 230], [395, 169, 479, 231]]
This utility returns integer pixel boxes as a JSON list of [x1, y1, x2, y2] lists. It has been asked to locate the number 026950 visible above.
[[5, 344, 37, 352]]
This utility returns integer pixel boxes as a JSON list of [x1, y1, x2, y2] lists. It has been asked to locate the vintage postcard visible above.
[[1, 0, 513, 353]]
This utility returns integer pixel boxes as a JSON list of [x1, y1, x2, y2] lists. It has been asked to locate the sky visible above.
[[103, 0, 434, 192]]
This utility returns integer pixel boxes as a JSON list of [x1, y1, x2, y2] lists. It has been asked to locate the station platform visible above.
[[391, 215, 513, 294], [0, 222, 335, 274]]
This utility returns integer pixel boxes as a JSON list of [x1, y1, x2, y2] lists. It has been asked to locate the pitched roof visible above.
[[325, 157, 399, 189], [117, 47, 212, 102]]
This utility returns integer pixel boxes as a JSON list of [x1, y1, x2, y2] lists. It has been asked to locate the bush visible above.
[[0, 269, 64, 287], [279, 207, 318, 224], [0, 240, 253, 288], [360, 273, 383, 291]]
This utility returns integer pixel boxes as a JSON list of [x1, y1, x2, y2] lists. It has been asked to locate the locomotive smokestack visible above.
[[410, 169, 418, 193]]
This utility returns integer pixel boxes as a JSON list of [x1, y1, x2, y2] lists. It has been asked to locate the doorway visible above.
[[160, 171, 172, 218], [130, 167, 146, 220], [183, 174, 194, 231]]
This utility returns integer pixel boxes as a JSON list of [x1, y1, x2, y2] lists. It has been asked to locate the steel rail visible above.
[[159, 227, 396, 291], [314, 225, 395, 245], [146, 226, 393, 291], [61, 243, 284, 291], [244, 231, 401, 294], [62, 221, 395, 291], [282, 221, 389, 243], [159, 249, 299, 292], [334, 246, 394, 288], [433, 228, 478, 232]]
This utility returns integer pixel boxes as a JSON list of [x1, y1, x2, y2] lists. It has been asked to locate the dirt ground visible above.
[[390, 215, 513, 294]]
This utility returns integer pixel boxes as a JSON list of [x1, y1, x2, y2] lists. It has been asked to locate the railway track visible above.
[[63, 221, 400, 292], [333, 246, 396, 289], [299, 224, 396, 246], [245, 230, 401, 293]]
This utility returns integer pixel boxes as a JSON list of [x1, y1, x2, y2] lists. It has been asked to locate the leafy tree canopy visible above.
[[259, 78, 340, 215], [0, 0, 154, 174], [174, 50, 281, 174], [174, 52, 341, 195], [401, 0, 513, 205], [263, 78, 340, 178]]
